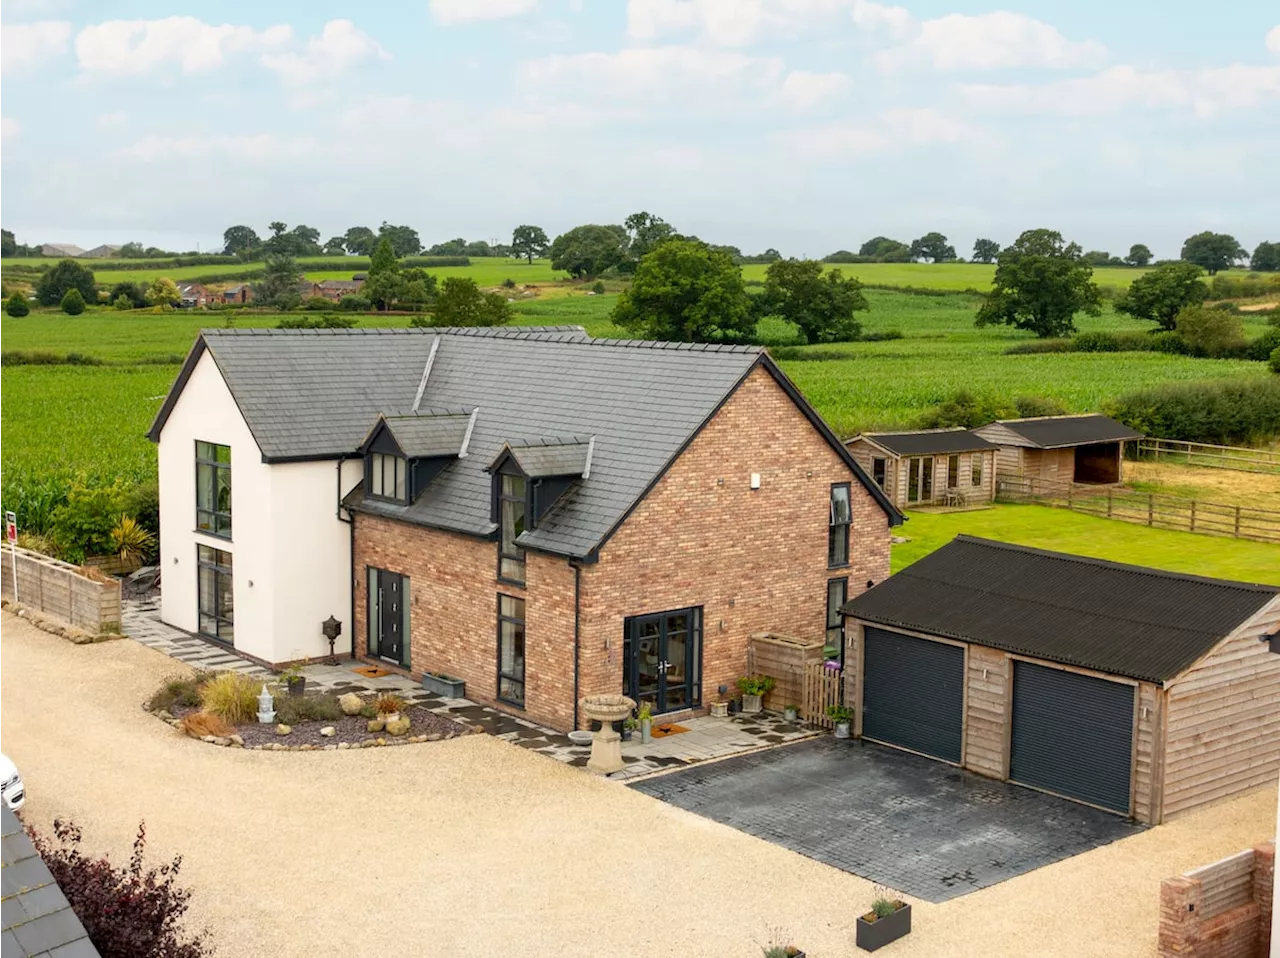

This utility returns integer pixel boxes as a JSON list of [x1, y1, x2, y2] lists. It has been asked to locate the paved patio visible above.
[[122, 598, 815, 778]]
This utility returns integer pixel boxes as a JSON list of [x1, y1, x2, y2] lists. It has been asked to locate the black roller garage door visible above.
[[862, 627, 964, 763], [1010, 661, 1134, 814]]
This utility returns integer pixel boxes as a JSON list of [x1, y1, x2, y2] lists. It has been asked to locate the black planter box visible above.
[[421, 672, 465, 698], [856, 903, 910, 952]]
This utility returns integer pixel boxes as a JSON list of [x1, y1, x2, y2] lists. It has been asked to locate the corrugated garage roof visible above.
[[844, 536, 1278, 683], [985, 414, 1143, 449]]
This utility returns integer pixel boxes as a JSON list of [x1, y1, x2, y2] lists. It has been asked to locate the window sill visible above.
[[194, 528, 233, 542], [497, 576, 526, 589], [827, 562, 851, 571], [497, 697, 526, 710]]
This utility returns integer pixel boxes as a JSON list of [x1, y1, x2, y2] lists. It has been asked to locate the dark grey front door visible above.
[[862, 627, 965, 763], [624, 608, 701, 714], [1009, 661, 1134, 814], [368, 568, 408, 667]]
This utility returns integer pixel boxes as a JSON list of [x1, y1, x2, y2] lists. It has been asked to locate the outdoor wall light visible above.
[[322, 615, 342, 665]]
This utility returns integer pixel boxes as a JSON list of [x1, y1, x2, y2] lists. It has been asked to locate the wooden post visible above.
[[1189, 500, 1196, 533], [1107, 489, 1113, 518], [1148, 494, 1154, 526], [1235, 506, 1241, 537]]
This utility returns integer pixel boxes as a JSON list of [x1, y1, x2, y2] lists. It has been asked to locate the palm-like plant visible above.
[[110, 515, 155, 564]]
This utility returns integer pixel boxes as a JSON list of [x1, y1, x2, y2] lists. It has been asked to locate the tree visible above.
[[60, 288, 86, 315], [343, 226, 377, 256], [909, 232, 957, 263], [222, 225, 260, 256], [323, 236, 346, 256], [611, 239, 755, 343], [1114, 262, 1208, 331], [511, 225, 550, 264], [369, 238, 398, 276], [288, 224, 322, 256], [620, 211, 676, 271], [430, 277, 511, 326], [1250, 241, 1280, 272], [858, 236, 911, 261], [428, 237, 467, 256], [6, 291, 30, 316], [1175, 305, 1245, 356], [974, 229, 1103, 338], [1, 229, 15, 257], [1181, 231, 1246, 274], [146, 277, 181, 308], [363, 238, 402, 310], [1083, 250, 1114, 267], [972, 238, 1000, 264], [377, 222, 422, 257], [761, 258, 870, 344], [118, 241, 147, 258], [108, 281, 146, 308], [254, 253, 303, 310], [1125, 243, 1152, 267], [549, 225, 626, 279], [36, 259, 97, 307]]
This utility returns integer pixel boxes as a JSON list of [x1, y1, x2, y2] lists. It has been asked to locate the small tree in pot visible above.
[[737, 675, 775, 714], [827, 705, 853, 739], [637, 701, 654, 742]]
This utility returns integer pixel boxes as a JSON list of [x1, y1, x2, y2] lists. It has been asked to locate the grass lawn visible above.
[[894, 504, 1280, 584]]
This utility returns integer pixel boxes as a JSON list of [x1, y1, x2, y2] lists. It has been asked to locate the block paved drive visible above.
[[631, 735, 1145, 902]]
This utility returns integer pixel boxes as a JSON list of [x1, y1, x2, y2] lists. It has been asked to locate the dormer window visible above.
[[498, 472, 527, 584], [368, 453, 406, 502]]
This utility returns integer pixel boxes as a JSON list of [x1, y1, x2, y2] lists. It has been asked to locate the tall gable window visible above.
[[368, 453, 406, 502], [499, 472, 527, 584], [196, 441, 231, 538], [828, 483, 851, 568]]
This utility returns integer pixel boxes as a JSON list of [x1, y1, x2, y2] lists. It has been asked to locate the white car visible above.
[[0, 754, 24, 811]]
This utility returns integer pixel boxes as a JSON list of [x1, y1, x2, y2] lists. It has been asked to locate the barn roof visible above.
[[844, 536, 1278, 683], [855, 429, 997, 457], [980, 414, 1143, 449]]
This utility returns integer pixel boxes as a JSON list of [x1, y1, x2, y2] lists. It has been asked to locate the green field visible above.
[[740, 261, 1147, 291], [894, 505, 1280, 584]]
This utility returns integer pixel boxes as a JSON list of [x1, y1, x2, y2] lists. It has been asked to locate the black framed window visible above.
[[971, 455, 983, 487], [368, 453, 407, 502], [947, 454, 960, 488], [197, 544, 233, 643], [872, 457, 886, 490], [498, 473, 526, 584], [826, 577, 848, 663], [497, 594, 526, 707], [828, 483, 850, 568], [195, 441, 231, 538]]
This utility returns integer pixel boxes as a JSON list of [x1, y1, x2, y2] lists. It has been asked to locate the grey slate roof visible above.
[[843, 535, 1278, 683], [985, 414, 1142, 448], [857, 429, 997, 457], [151, 326, 900, 558], [372, 410, 475, 459], [498, 438, 593, 478], [2, 806, 100, 958]]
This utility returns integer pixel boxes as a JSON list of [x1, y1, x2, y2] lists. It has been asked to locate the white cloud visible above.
[[876, 11, 1106, 73], [1, 20, 71, 74], [75, 17, 291, 76], [1, 117, 21, 139], [627, 0, 852, 47], [849, 0, 914, 41], [94, 110, 129, 131], [774, 108, 978, 159], [522, 45, 782, 103], [1267, 24, 1280, 55], [113, 133, 317, 163], [260, 19, 389, 86], [963, 64, 1280, 118], [429, 0, 537, 25], [772, 70, 850, 112]]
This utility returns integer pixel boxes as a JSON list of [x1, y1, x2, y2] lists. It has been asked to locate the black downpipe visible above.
[[572, 560, 581, 730], [337, 456, 357, 659]]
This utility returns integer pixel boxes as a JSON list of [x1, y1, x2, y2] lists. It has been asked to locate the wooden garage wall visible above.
[[1161, 596, 1280, 820], [1023, 447, 1076, 485]]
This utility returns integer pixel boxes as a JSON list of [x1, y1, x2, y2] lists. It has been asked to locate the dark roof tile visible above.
[[984, 414, 1142, 448], [857, 429, 997, 456]]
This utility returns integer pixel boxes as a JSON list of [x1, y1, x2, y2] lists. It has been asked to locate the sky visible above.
[[1, 0, 1277, 259]]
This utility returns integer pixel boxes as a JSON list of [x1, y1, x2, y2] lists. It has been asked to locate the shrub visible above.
[[35, 258, 97, 307], [274, 693, 342, 725], [302, 295, 332, 311], [1, 350, 103, 366], [6, 291, 30, 316], [60, 288, 87, 315], [1005, 339, 1073, 354], [1271, 346, 1280, 374], [112, 294, 133, 310], [110, 515, 156, 564], [374, 693, 407, 715], [1105, 377, 1280, 445], [31, 819, 210, 958], [198, 672, 260, 725], [1208, 272, 1280, 301], [1013, 395, 1067, 418], [501, 277, 516, 289], [1149, 330, 1188, 354], [591, 280, 606, 294], [917, 389, 1011, 429], [48, 480, 128, 563], [1072, 331, 1120, 352], [181, 711, 233, 738], [736, 675, 775, 696], [1175, 305, 1246, 356], [432, 276, 512, 327], [1245, 327, 1280, 362], [277, 314, 357, 329], [148, 672, 211, 712], [859, 329, 904, 342], [339, 295, 371, 311]]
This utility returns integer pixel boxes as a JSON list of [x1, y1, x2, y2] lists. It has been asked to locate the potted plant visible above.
[[280, 662, 306, 697], [856, 887, 911, 952], [737, 675, 775, 714], [758, 926, 804, 958], [622, 717, 637, 742], [637, 701, 654, 743], [375, 692, 406, 724], [783, 704, 799, 723], [827, 704, 853, 739]]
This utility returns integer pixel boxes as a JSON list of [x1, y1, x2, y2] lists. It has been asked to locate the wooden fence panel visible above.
[[1185, 849, 1256, 919], [0, 546, 122, 633], [1134, 438, 1280, 474], [802, 662, 843, 730]]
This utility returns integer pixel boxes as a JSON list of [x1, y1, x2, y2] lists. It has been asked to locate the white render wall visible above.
[[156, 350, 359, 663]]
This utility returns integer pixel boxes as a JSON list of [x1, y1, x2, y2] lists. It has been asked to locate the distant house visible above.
[[973, 414, 1143, 486], [40, 243, 86, 258], [297, 281, 322, 300], [847, 429, 998, 508], [176, 283, 209, 309], [220, 285, 253, 305], [82, 244, 122, 258], [315, 279, 364, 302]]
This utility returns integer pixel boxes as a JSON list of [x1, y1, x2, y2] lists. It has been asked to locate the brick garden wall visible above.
[[1159, 841, 1274, 958]]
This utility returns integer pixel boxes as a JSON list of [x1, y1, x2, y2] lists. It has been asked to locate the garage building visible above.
[[974, 413, 1142, 485], [842, 536, 1280, 823]]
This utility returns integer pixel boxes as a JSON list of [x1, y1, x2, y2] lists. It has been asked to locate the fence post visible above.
[[1148, 494, 1154, 527], [1235, 506, 1241, 538], [1107, 489, 1113, 518], [1189, 500, 1196, 533]]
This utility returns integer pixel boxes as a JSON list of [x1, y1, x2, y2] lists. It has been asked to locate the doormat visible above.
[[650, 724, 689, 739], [353, 665, 392, 678]]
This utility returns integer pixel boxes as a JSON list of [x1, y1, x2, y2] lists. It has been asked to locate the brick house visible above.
[[315, 279, 364, 302], [176, 282, 209, 308], [219, 284, 253, 305], [149, 326, 900, 731]]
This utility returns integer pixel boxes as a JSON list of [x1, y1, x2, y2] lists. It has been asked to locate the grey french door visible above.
[[624, 608, 702, 714], [367, 567, 409, 667]]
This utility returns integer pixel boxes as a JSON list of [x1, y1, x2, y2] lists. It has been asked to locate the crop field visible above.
[[739, 261, 1147, 291]]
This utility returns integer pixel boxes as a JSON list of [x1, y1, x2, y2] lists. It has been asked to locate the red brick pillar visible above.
[[1253, 841, 1274, 958], [1159, 875, 1202, 957]]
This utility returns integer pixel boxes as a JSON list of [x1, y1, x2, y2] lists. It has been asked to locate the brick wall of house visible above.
[[577, 365, 891, 724], [353, 363, 892, 732], [1158, 842, 1274, 958]]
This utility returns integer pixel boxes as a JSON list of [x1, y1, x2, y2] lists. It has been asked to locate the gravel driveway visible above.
[[2, 612, 1275, 958]]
